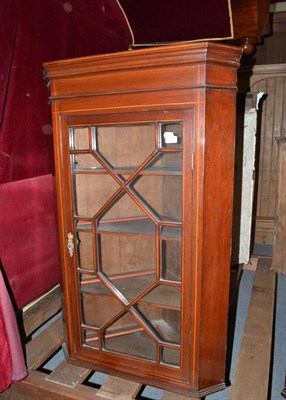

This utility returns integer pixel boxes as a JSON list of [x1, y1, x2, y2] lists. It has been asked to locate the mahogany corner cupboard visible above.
[[44, 42, 242, 398]]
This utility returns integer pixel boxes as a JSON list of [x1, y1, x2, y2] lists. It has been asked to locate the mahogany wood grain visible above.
[[44, 42, 242, 397], [230, 0, 270, 52]]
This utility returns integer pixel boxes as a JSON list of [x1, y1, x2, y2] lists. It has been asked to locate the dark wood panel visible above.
[[255, 12, 286, 64], [272, 137, 286, 273]]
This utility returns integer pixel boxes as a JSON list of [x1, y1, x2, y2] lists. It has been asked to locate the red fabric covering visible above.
[[0, 300, 12, 393], [0, 1, 19, 125], [0, 0, 131, 183], [118, 0, 233, 45], [0, 0, 130, 304], [0, 270, 27, 392], [0, 174, 60, 309]]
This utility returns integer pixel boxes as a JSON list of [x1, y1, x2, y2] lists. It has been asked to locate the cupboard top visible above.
[[44, 42, 242, 80], [43, 42, 242, 102]]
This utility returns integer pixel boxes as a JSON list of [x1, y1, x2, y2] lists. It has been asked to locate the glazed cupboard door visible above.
[[58, 110, 193, 383]]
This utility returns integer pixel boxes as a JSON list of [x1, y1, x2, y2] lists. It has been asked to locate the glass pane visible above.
[[80, 276, 124, 328], [161, 347, 180, 367], [82, 329, 99, 349], [73, 174, 119, 217], [97, 193, 156, 236], [75, 220, 92, 231], [76, 230, 94, 271], [98, 234, 156, 301], [70, 127, 89, 150], [103, 313, 157, 361], [159, 122, 183, 149], [146, 152, 182, 174], [137, 304, 181, 345], [72, 153, 103, 171], [98, 218, 156, 236], [161, 239, 181, 282], [139, 284, 181, 310], [98, 192, 145, 223], [160, 226, 181, 240], [132, 175, 182, 222], [95, 125, 155, 171]]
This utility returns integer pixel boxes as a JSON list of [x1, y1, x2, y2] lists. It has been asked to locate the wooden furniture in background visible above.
[[255, 11, 286, 65], [250, 65, 286, 246], [272, 137, 286, 274], [238, 12, 286, 250], [44, 42, 241, 398], [230, 0, 270, 52], [239, 63, 286, 247]]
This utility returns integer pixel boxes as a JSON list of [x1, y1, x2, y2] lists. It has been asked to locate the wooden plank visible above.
[[262, 79, 276, 217], [250, 73, 286, 245], [0, 370, 99, 400], [22, 285, 62, 337], [229, 257, 276, 400], [46, 359, 91, 388], [284, 78, 286, 137], [243, 255, 259, 271], [272, 137, 286, 274], [95, 376, 142, 399], [27, 317, 64, 369], [254, 217, 275, 245]]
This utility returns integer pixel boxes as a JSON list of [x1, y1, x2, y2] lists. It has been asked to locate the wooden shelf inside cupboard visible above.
[[44, 42, 242, 398], [76, 218, 181, 239], [73, 166, 182, 175], [80, 271, 181, 310]]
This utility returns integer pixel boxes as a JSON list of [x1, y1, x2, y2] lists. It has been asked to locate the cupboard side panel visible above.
[[196, 88, 237, 389]]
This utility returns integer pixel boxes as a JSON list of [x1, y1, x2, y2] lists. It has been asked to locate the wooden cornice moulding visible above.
[[44, 43, 242, 111], [44, 42, 242, 81]]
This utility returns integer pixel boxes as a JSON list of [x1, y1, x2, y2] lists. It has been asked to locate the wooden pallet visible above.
[[0, 286, 192, 400], [0, 258, 276, 400]]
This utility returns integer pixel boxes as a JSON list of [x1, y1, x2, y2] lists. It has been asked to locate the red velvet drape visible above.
[[0, 0, 131, 308], [0, 0, 131, 182], [118, 0, 233, 45]]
